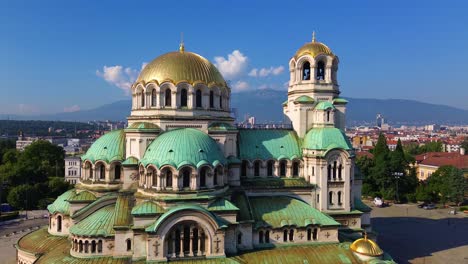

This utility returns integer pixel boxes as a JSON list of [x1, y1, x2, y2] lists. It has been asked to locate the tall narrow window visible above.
[[292, 161, 299, 177], [289, 229, 294, 241], [165, 89, 171, 107], [166, 170, 173, 188], [237, 233, 242, 245], [57, 215, 62, 232], [209, 91, 214, 108], [333, 161, 337, 180], [283, 230, 288, 242], [180, 89, 188, 107], [317, 61, 325, 80], [267, 160, 274, 176], [114, 164, 121, 180], [126, 239, 132, 251], [182, 168, 190, 188], [338, 191, 342, 205], [259, 231, 264, 243], [327, 111, 330, 122], [98, 240, 102, 253], [213, 168, 218, 186], [338, 164, 342, 179], [265, 230, 270, 243], [151, 89, 157, 107], [196, 90, 202, 108], [99, 164, 105, 180], [329, 191, 333, 205], [254, 161, 260, 177], [241, 161, 248, 177], [302, 62, 311, 80], [279, 160, 286, 177], [79, 241, 83, 253], [141, 92, 145, 107], [85, 241, 89, 253], [200, 167, 207, 187], [312, 166, 315, 176], [307, 228, 312, 241], [91, 240, 96, 253], [317, 194, 319, 203], [219, 94, 223, 109], [327, 164, 331, 180], [313, 228, 318, 240]]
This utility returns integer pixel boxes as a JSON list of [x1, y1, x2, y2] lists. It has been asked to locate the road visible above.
[[371, 203, 468, 264]]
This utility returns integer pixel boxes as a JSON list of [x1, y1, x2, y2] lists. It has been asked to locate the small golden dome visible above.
[[136, 50, 228, 88], [350, 235, 384, 257], [294, 33, 334, 58]]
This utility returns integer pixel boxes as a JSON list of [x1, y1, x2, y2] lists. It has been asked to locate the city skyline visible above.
[[2, 0, 468, 115]]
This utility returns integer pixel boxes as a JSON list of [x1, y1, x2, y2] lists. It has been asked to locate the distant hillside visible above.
[[2, 89, 467, 125]]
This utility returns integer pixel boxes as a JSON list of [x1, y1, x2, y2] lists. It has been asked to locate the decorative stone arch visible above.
[[160, 165, 177, 190], [159, 82, 176, 108], [266, 159, 276, 177], [291, 159, 301, 178], [146, 164, 159, 188], [213, 164, 224, 186], [240, 160, 252, 178], [152, 207, 222, 259], [146, 83, 160, 107], [109, 161, 122, 182], [94, 161, 108, 181], [252, 159, 262, 177], [176, 82, 192, 108], [278, 159, 288, 177], [178, 165, 195, 190], [296, 56, 315, 81], [331, 57, 339, 84], [82, 160, 94, 180], [198, 165, 213, 189]]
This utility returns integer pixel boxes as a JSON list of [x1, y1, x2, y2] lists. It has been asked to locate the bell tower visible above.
[[283, 33, 347, 137]]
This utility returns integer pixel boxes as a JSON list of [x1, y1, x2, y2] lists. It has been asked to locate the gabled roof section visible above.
[[303, 127, 352, 152], [81, 130, 125, 163], [208, 198, 239, 212], [68, 190, 96, 203], [248, 196, 340, 229], [72, 193, 118, 219], [114, 194, 133, 228], [208, 122, 237, 132], [294, 95, 315, 104], [125, 122, 160, 133], [238, 129, 301, 161], [70, 204, 116, 237], [315, 101, 335, 110], [231, 192, 254, 222], [122, 156, 139, 166], [131, 200, 165, 216], [47, 189, 75, 215]]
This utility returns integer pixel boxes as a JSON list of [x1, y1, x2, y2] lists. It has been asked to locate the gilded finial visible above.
[[363, 231, 368, 240], [179, 32, 185, 53], [312, 31, 316, 42]]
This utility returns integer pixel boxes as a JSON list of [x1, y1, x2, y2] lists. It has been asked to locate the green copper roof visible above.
[[114, 194, 132, 228], [249, 196, 340, 229], [125, 122, 160, 132], [81, 130, 125, 163], [282, 100, 288, 106], [16, 228, 66, 256], [354, 197, 372, 213], [47, 189, 75, 215], [315, 101, 336, 110], [208, 198, 239, 212], [70, 204, 116, 237], [140, 128, 226, 169], [238, 129, 301, 161], [132, 200, 165, 216], [208, 122, 237, 131], [227, 155, 242, 164], [241, 178, 314, 189], [122, 156, 139, 166], [333, 98, 349, 104], [145, 205, 224, 232], [231, 192, 253, 222], [294, 95, 315, 104], [72, 193, 118, 219], [303, 127, 352, 152], [68, 190, 96, 202]]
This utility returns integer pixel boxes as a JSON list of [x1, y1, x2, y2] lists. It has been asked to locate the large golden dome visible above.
[[350, 236, 384, 257], [295, 33, 334, 59], [136, 46, 228, 88]]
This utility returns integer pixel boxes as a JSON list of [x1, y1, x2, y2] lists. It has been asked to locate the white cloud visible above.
[[249, 66, 285, 77], [232, 80, 249, 92], [96, 62, 147, 94], [214, 50, 248, 79], [63, 105, 80, 113]]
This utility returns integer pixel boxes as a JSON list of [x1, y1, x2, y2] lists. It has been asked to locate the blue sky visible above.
[[2, 0, 468, 115]]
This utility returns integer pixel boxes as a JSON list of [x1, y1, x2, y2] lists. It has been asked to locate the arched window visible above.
[[214, 166, 221, 186], [165, 89, 171, 107], [302, 61, 311, 80], [313, 228, 318, 240], [200, 167, 207, 188], [180, 89, 188, 107], [91, 240, 96, 253], [265, 230, 270, 243], [327, 164, 331, 180], [312, 166, 315, 176], [151, 89, 157, 107], [241, 161, 248, 177], [219, 94, 223, 109], [338, 164, 342, 180], [140, 92, 145, 107], [329, 191, 334, 205], [237, 233, 242, 245], [338, 191, 342, 205], [57, 215, 62, 232], [209, 91, 214, 108], [85, 241, 89, 253], [283, 230, 288, 242], [279, 160, 286, 177], [317, 61, 325, 80], [307, 228, 312, 241], [182, 168, 191, 188], [114, 164, 121, 180], [165, 170, 173, 188], [254, 161, 261, 177], [292, 161, 299, 177], [126, 239, 132, 251], [196, 90, 202, 108], [267, 160, 274, 176], [79, 240, 83, 253], [289, 229, 294, 241], [99, 163, 105, 180], [327, 110, 331, 122], [333, 161, 337, 180], [317, 194, 320, 204], [259, 230, 264, 243], [98, 240, 102, 253]]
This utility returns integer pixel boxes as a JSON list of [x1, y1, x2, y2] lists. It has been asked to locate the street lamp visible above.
[[393, 172, 403, 203]]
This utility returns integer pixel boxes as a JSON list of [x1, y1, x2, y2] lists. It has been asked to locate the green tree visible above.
[[7, 184, 40, 210], [47, 177, 72, 198], [461, 137, 468, 155], [428, 165, 466, 204], [0, 139, 15, 164]]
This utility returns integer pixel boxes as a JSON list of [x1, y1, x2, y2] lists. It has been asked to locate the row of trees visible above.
[[357, 134, 466, 204], [0, 140, 71, 210]]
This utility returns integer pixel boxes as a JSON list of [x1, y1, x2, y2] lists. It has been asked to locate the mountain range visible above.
[[1, 89, 467, 125]]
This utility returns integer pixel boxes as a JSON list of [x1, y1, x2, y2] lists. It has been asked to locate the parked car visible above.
[[373, 197, 384, 207], [418, 202, 429, 208], [423, 204, 436, 210]]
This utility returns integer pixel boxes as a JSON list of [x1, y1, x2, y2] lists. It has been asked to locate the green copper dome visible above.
[[81, 130, 125, 163], [140, 128, 226, 169], [47, 189, 75, 215], [303, 127, 352, 152]]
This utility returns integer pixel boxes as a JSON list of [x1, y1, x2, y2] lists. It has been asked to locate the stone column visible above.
[[156, 173, 161, 191], [172, 91, 177, 109], [189, 226, 194, 256], [179, 230, 184, 256], [173, 173, 179, 191], [171, 232, 176, 258], [197, 230, 202, 256]]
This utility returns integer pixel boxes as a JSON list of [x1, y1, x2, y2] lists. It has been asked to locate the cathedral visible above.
[[16, 36, 394, 263]]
